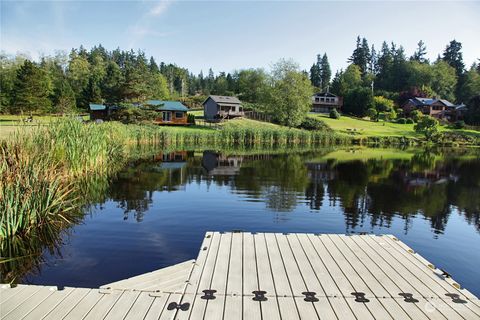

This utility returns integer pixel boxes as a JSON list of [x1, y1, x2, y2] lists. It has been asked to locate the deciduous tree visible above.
[[268, 59, 313, 127]]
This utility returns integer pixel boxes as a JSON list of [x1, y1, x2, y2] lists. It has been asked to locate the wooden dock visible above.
[[1, 232, 479, 319]]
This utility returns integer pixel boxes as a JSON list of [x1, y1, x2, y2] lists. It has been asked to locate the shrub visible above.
[[396, 118, 407, 124], [329, 108, 341, 119], [406, 118, 414, 124], [110, 106, 157, 124], [298, 117, 331, 131], [415, 116, 439, 141], [411, 110, 423, 123], [454, 120, 465, 129], [366, 108, 378, 120], [187, 113, 196, 124]]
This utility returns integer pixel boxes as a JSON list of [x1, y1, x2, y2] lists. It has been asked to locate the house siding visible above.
[[204, 98, 219, 121], [154, 111, 188, 125]]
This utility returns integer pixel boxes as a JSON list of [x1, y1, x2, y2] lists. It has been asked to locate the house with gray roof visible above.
[[402, 97, 464, 121], [202, 95, 243, 121], [311, 91, 343, 113]]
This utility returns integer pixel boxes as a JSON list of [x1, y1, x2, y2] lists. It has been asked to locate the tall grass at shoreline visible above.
[[0, 118, 346, 239], [0, 120, 157, 239]]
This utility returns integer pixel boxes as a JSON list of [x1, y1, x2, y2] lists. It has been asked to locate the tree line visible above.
[[326, 37, 480, 124], [1, 38, 479, 124]]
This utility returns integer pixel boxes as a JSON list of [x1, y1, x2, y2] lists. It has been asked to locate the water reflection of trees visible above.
[[323, 156, 480, 234], [96, 149, 480, 234]]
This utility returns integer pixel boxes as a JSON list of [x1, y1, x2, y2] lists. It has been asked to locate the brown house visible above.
[[444, 104, 467, 121], [146, 100, 189, 125], [402, 97, 459, 120], [311, 92, 343, 113], [89, 103, 118, 121]]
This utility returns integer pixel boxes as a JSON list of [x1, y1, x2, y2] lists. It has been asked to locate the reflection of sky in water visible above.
[[22, 150, 480, 296]]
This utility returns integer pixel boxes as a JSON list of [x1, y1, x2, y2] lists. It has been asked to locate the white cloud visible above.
[[149, 1, 172, 17], [126, 0, 175, 48]]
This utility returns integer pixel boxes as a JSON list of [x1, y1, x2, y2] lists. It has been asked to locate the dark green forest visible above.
[[1, 37, 479, 124]]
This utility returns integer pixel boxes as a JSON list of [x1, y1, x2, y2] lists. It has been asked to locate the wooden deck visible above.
[[1, 232, 479, 319]]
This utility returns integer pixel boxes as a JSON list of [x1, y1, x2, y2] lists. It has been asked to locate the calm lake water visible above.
[[14, 148, 480, 296]]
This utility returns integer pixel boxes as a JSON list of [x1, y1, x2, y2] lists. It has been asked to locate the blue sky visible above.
[[1, 1, 479, 75]]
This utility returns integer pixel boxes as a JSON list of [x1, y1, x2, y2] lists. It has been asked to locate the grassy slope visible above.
[[317, 148, 415, 162], [188, 109, 204, 117], [310, 113, 418, 137], [309, 113, 480, 138]]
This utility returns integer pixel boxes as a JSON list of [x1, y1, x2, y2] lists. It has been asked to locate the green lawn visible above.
[[309, 113, 480, 138], [309, 113, 419, 137], [221, 118, 286, 130], [315, 148, 416, 162], [188, 109, 204, 117]]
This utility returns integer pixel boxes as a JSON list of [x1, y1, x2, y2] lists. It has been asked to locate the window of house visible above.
[[320, 98, 325, 102], [315, 97, 319, 102], [175, 112, 184, 118]]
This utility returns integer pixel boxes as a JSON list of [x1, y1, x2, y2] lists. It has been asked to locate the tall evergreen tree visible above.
[[13, 60, 52, 114], [391, 45, 409, 91], [411, 40, 428, 63], [309, 60, 321, 88], [443, 40, 465, 76], [320, 53, 331, 90], [375, 41, 393, 91], [369, 45, 378, 75], [67, 49, 91, 107], [348, 36, 370, 76], [102, 61, 124, 104], [53, 78, 76, 113]]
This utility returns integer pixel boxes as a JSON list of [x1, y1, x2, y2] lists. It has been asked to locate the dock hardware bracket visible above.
[[351, 292, 369, 303], [201, 289, 217, 300], [445, 293, 467, 304], [302, 292, 319, 302], [252, 291, 268, 301], [440, 269, 451, 278], [399, 293, 419, 303], [167, 302, 190, 311]]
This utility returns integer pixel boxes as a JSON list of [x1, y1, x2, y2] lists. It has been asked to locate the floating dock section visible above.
[[1, 232, 479, 319]]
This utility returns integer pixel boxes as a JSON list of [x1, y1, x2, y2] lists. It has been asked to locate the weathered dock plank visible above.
[[101, 259, 194, 293], [1, 232, 478, 320]]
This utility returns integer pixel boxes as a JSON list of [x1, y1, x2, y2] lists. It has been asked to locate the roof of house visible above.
[[89, 103, 107, 111], [406, 97, 456, 107], [437, 99, 455, 107], [204, 95, 242, 105], [313, 92, 337, 98], [89, 103, 120, 111], [146, 100, 188, 112]]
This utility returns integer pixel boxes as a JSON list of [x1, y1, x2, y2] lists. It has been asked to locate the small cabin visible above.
[[89, 103, 118, 121], [311, 92, 342, 113], [146, 100, 189, 125], [203, 95, 243, 121]]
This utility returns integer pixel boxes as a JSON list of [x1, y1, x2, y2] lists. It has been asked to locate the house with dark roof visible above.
[[145, 100, 189, 125], [402, 97, 464, 120], [89, 103, 118, 121], [444, 103, 468, 122], [311, 92, 343, 113], [203, 95, 243, 121]]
